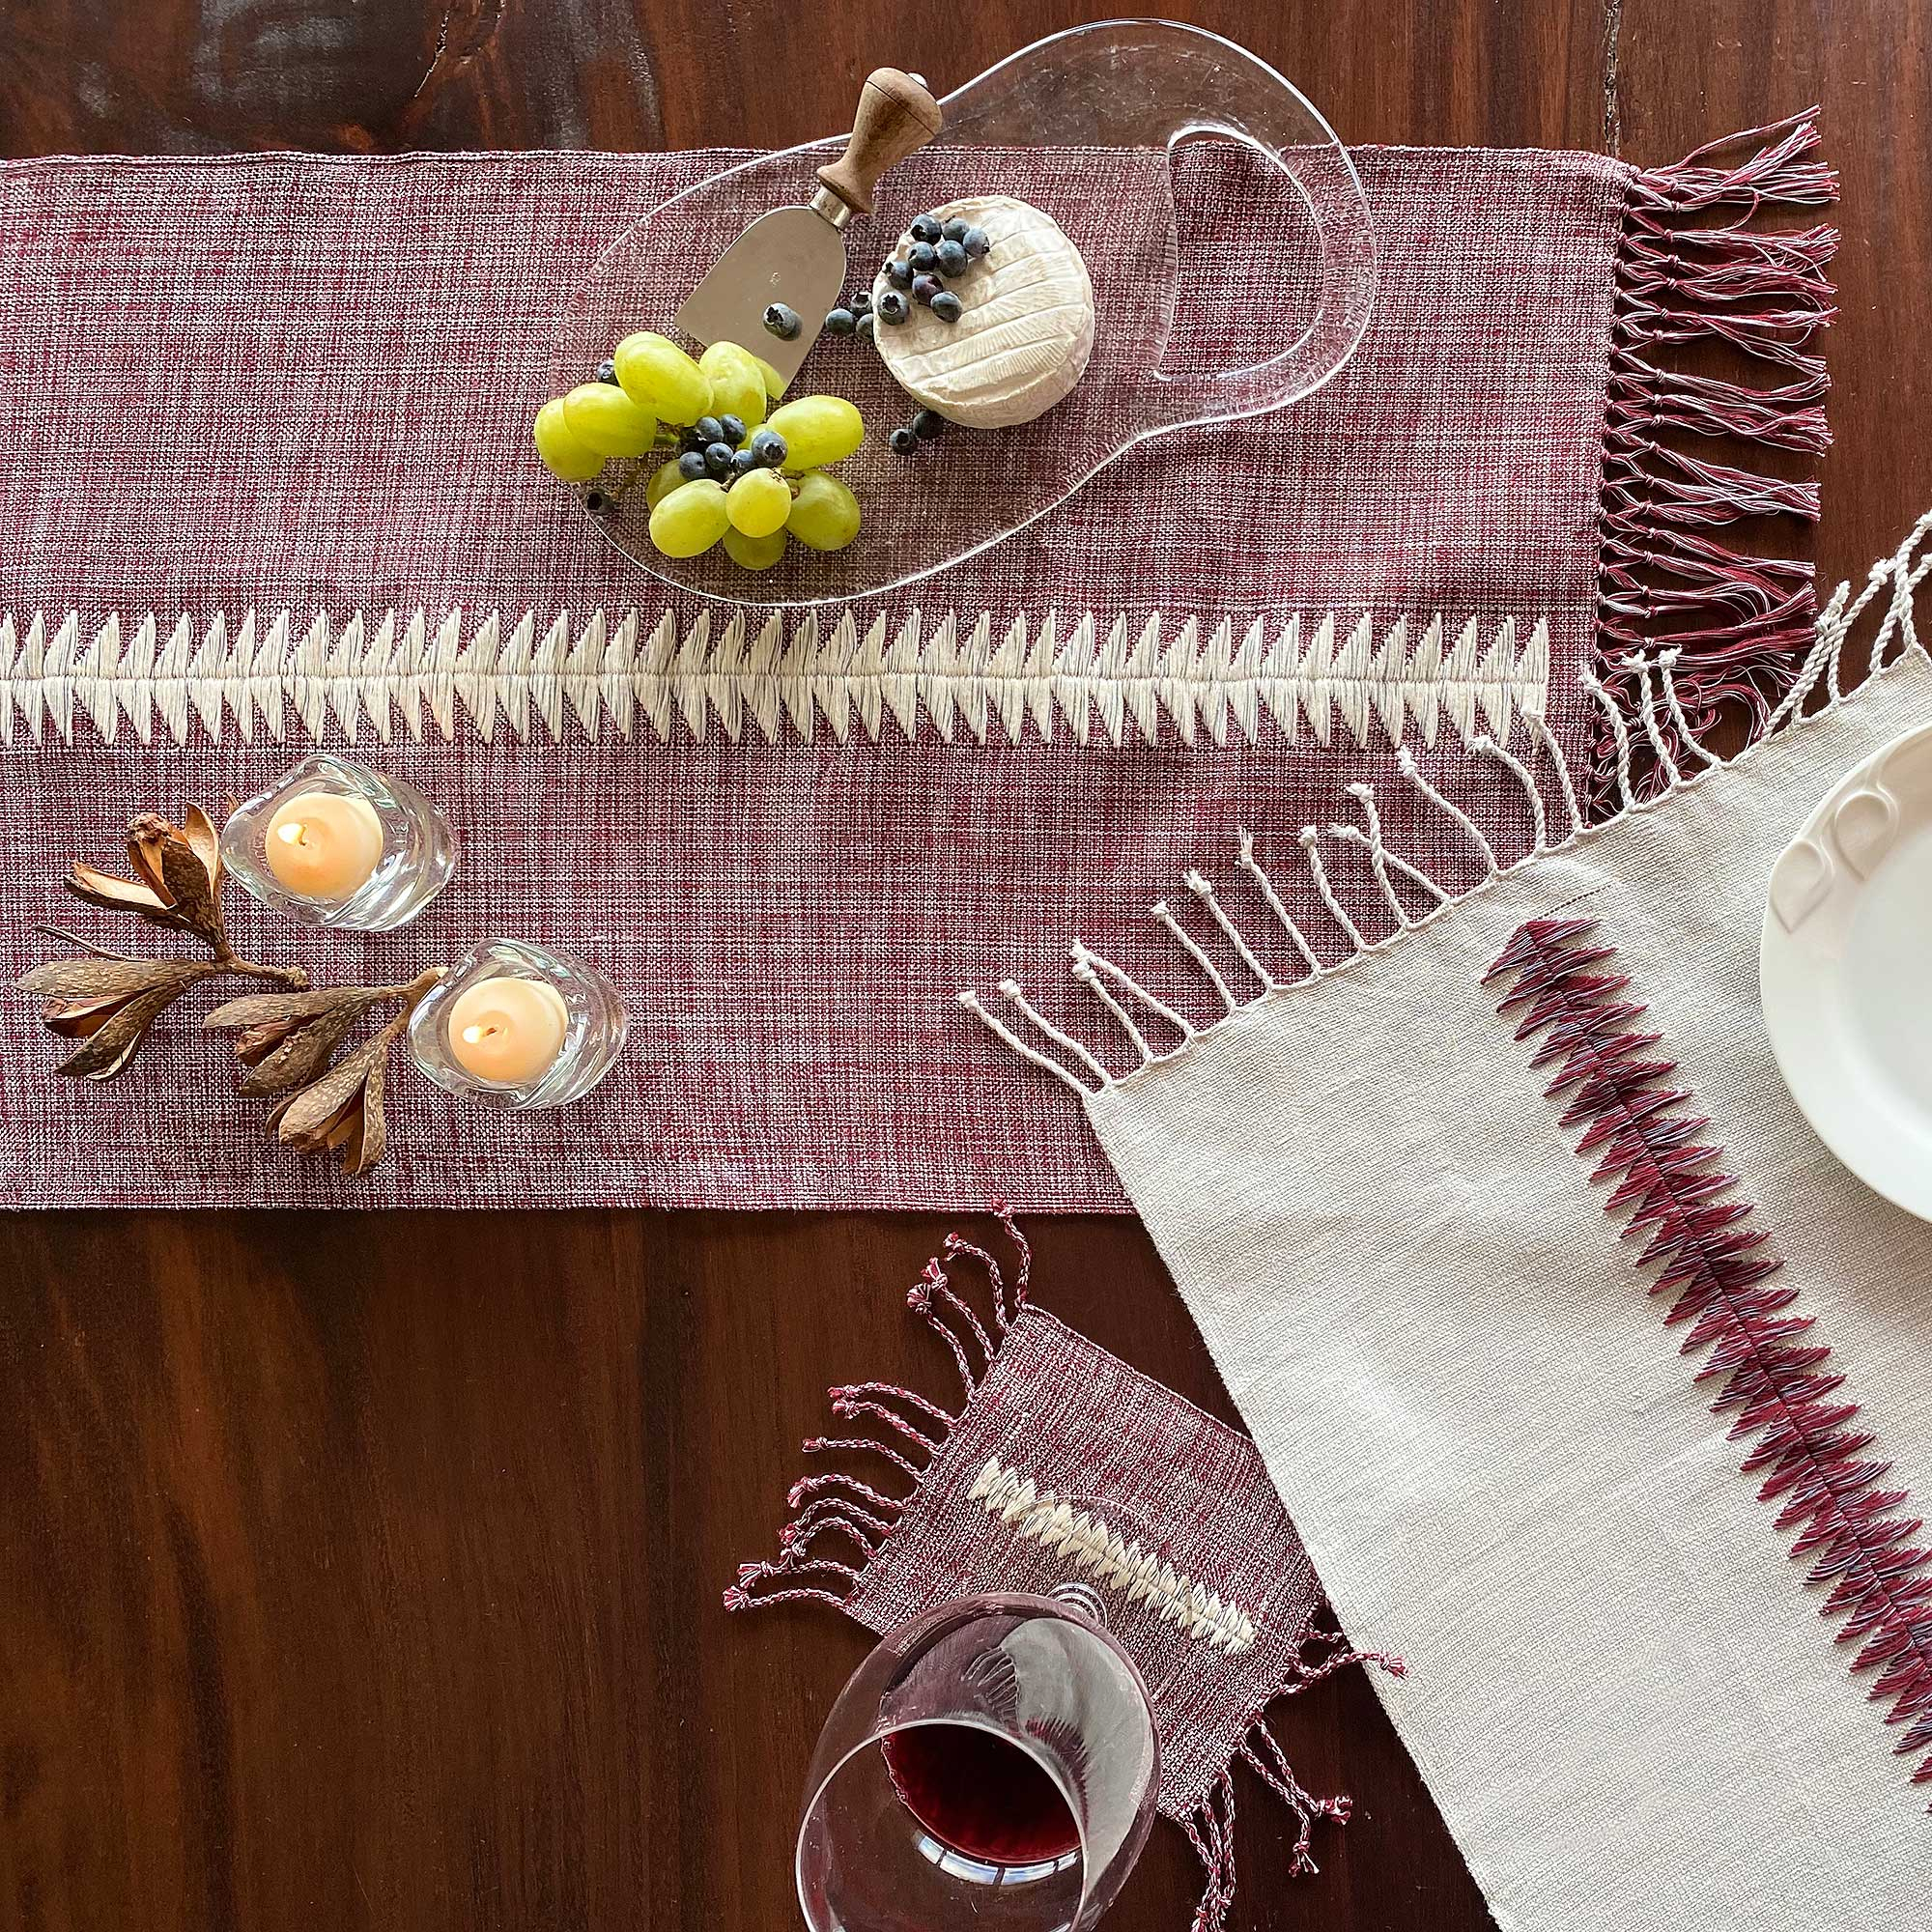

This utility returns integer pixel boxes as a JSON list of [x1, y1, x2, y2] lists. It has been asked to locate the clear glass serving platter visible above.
[[550, 19, 1378, 609]]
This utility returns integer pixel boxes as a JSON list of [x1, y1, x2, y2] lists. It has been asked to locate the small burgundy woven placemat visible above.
[[727, 1211, 1400, 1929]]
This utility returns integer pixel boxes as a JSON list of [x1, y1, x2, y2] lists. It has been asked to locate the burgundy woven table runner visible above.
[[0, 128, 1833, 1208]]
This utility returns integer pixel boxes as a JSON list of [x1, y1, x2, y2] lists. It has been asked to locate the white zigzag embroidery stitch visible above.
[[0, 607, 1550, 752], [968, 1454, 1259, 1653]]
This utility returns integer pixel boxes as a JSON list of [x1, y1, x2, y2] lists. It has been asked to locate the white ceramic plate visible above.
[[1761, 718, 1932, 1220]]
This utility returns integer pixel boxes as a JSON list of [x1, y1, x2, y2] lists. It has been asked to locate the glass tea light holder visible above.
[[796, 1589, 1160, 1932], [409, 938, 628, 1111], [221, 752, 456, 931]]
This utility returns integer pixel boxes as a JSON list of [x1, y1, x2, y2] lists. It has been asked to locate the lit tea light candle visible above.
[[445, 977, 570, 1086], [264, 792, 384, 900]]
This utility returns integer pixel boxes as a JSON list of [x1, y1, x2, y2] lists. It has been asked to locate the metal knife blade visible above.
[[674, 199, 848, 397], [674, 68, 942, 397]]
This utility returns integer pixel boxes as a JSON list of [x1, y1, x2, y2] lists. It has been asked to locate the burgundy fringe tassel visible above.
[[1590, 110, 1839, 811], [723, 1211, 1032, 1617], [1487, 920, 1932, 1799]]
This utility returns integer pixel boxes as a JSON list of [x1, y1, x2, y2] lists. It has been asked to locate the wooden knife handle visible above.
[[815, 68, 942, 217]]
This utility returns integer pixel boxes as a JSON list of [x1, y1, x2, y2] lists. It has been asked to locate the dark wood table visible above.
[[2, 3, 1924, 1927]]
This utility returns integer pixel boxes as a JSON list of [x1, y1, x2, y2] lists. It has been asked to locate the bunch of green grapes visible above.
[[533, 334, 866, 572]]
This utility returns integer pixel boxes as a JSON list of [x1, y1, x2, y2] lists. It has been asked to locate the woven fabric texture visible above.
[[0, 141, 1630, 1208], [1037, 533, 1932, 1929]]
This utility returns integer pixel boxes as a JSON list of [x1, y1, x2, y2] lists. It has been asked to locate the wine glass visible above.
[[796, 1588, 1159, 1931]]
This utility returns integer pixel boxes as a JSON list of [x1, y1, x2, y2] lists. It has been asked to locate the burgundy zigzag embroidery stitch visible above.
[[1484, 916, 1932, 1797]]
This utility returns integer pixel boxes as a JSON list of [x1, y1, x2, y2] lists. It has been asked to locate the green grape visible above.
[[645, 457, 687, 508], [764, 395, 865, 471], [698, 341, 768, 430], [561, 382, 657, 459], [752, 352, 785, 400], [725, 467, 791, 538], [723, 525, 787, 571], [785, 469, 861, 552], [648, 478, 729, 557], [613, 331, 712, 425], [532, 397, 605, 482]]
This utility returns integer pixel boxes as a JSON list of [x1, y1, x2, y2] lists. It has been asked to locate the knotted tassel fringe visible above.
[[1179, 1623, 1406, 1931], [723, 1208, 1030, 1615], [1591, 109, 1839, 811]]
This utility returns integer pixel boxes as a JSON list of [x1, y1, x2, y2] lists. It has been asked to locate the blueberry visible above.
[[762, 301, 802, 340], [856, 311, 875, 340], [909, 213, 943, 244], [824, 306, 856, 336], [848, 290, 871, 315], [695, 415, 724, 447], [912, 273, 944, 305], [704, 440, 735, 478], [912, 409, 945, 440], [889, 424, 920, 455], [751, 428, 788, 468], [730, 448, 759, 478], [962, 225, 990, 259], [677, 449, 708, 481], [718, 413, 746, 446], [885, 257, 914, 290], [941, 217, 969, 242], [595, 357, 619, 385], [908, 241, 938, 272], [935, 239, 968, 277], [876, 289, 910, 325], [584, 488, 611, 515], [929, 291, 963, 324]]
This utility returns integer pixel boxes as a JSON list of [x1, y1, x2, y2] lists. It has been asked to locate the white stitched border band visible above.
[[0, 607, 1549, 751]]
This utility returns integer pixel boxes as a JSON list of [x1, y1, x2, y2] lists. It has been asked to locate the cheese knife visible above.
[[675, 67, 943, 395]]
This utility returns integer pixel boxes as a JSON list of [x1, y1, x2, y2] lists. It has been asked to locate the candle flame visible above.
[[461, 1023, 501, 1045], [274, 821, 308, 845]]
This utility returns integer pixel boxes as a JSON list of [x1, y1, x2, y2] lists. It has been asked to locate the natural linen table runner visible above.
[[968, 516, 1932, 1930], [0, 125, 1833, 1208]]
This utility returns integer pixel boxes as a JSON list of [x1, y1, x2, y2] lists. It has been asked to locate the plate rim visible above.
[[1759, 715, 1932, 1222]]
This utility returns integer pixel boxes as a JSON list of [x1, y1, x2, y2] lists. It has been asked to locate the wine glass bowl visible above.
[[796, 1592, 1160, 1932]]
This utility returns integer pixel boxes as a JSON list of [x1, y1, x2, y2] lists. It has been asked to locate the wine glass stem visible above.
[[1047, 1579, 1109, 1629]]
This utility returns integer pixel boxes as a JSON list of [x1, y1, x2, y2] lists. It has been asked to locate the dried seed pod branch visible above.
[[205, 975, 440, 1098], [23, 805, 451, 1175], [268, 969, 445, 1176], [23, 804, 308, 1080], [16, 954, 228, 1080], [64, 807, 304, 984]]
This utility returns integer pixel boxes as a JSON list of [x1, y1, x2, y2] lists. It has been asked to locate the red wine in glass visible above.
[[881, 1723, 1082, 1865]]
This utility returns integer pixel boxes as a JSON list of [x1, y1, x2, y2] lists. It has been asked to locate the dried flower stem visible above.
[[396, 966, 446, 1007], [215, 954, 309, 985], [34, 923, 140, 962]]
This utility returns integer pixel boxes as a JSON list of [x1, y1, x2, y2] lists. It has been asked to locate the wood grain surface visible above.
[[2, 4, 1927, 1929]]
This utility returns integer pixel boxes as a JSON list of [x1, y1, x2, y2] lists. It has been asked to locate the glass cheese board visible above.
[[545, 18, 1378, 608]]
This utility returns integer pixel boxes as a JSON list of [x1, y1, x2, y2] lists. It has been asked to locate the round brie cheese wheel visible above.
[[871, 196, 1095, 429]]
